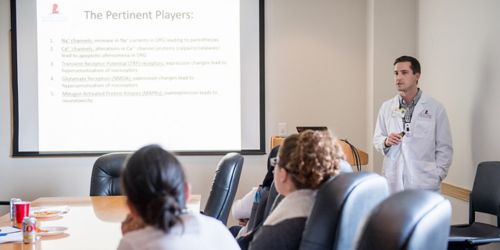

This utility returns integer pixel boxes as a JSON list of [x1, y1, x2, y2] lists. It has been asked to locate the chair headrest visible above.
[[300, 172, 389, 250], [90, 153, 130, 196], [357, 190, 451, 250]]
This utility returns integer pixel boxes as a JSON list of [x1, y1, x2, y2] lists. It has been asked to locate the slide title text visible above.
[[83, 10, 194, 21]]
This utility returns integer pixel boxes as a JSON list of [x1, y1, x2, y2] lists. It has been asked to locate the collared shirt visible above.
[[399, 88, 422, 124]]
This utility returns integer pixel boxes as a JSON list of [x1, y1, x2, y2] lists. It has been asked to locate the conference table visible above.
[[0, 195, 201, 250]]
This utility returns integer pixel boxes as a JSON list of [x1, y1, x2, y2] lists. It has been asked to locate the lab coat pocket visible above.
[[386, 144, 401, 161], [413, 119, 435, 138], [410, 160, 440, 190]]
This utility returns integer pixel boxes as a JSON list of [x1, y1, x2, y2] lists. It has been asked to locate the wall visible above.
[[0, 0, 369, 224], [418, 0, 500, 226], [266, 0, 367, 147], [367, 0, 417, 172]]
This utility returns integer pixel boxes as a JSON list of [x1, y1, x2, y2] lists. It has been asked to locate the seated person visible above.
[[230, 145, 280, 237], [230, 186, 258, 235], [234, 134, 353, 249], [117, 144, 239, 250], [248, 130, 343, 250]]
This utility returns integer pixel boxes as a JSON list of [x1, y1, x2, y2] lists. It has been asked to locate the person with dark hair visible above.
[[373, 55, 453, 193], [117, 144, 239, 250], [394, 55, 421, 76], [230, 145, 280, 233], [248, 130, 342, 250]]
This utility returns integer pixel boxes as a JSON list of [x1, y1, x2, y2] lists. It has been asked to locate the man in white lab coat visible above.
[[373, 55, 453, 193]]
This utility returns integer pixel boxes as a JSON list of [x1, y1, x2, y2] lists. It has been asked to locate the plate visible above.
[[31, 206, 70, 218], [31, 211, 63, 218], [37, 226, 68, 236]]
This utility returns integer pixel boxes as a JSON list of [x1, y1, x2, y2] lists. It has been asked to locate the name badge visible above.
[[404, 123, 412, 137], [392, 108, 406, 118]]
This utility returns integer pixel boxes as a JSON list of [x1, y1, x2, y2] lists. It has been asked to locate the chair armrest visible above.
[[467, 237, 500, 246]]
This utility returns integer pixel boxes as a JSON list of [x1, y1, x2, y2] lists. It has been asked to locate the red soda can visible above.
[[22, 216, 37, 244]]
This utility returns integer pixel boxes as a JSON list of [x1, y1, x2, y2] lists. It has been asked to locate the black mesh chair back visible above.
[[469, 161, 500, 225], [299, 172, 389, 250], [90, 153, 129, 196], [203, 152, 244, 225], [449, 161, 500, 250], [263, 182, 280, 220], [357, 190, 451, 250]]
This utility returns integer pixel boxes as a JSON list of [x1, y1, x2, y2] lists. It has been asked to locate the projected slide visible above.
[[33, 0, 241, 152]]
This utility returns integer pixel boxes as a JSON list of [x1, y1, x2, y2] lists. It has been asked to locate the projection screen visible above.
[[11, 0, 265, 156]]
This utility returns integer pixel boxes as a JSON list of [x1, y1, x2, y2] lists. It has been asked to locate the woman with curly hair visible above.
[[249, 130, 343, 250]]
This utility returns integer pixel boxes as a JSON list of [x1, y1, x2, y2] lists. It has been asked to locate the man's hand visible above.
[[385, 132, 403, 147]]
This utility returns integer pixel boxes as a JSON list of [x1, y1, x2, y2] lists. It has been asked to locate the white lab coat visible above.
[[373, 93, 453, 193]]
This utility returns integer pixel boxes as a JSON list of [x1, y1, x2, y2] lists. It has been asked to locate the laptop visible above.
[[296, 126, 328, 133]]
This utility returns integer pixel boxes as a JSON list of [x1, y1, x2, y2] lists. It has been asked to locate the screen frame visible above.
[[10, 0, 266, 157]]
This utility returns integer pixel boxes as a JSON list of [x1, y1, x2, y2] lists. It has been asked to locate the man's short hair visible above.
[[394, 55, 421, 74]]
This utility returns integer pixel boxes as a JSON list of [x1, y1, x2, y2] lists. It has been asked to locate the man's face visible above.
[[394, 62, 420, 92]]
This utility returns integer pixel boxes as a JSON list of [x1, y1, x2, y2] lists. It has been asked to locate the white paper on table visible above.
[[0, 227, 22, 244]]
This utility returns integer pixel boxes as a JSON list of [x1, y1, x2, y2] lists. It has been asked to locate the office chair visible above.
[[449, 161, 500, 250], [203, 152, 244, 225], [244, 182, 283, 234], [90, 153, 130, 196], [357, 190, 451, 250], [262, 182, 281, 222], [299, 172, 389, 250], [247, 145, 282, 230]]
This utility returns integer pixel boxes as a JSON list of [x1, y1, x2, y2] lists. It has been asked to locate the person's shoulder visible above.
[[380, 95, 399, 108], [188, 213, 240, 249], [421, 93, 442, 105], [376, 97, 397, 116], [179, 212, 233, 236], [250, 218, 307, 250], [118, 226, 160, 250], [420, 93, 447, 111], [188, 212, 229, 230]]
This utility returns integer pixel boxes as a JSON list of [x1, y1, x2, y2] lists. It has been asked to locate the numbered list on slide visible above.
[[35, 0, 241, 151]]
